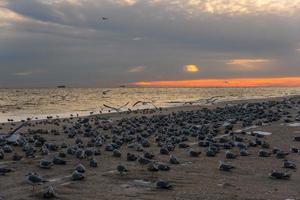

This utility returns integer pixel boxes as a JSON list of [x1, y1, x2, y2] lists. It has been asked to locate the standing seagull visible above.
[[26, 173, 48, 192]]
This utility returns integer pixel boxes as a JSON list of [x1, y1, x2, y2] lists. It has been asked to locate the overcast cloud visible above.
[[0, 0, 300, 87]]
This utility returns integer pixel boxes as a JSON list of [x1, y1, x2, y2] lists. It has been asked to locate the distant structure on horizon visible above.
[[57, 85, 66, 88]]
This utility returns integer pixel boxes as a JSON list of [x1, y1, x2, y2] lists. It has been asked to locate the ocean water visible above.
[[0, 87, 300, 123]]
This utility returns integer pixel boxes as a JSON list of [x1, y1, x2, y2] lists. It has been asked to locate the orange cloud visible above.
[[131, 77, 300, 87], [184, 64, 199, 73], [227, 59, 270, 65]]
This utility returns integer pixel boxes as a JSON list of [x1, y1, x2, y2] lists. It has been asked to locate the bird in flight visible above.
[[102, 17, 109, 20]]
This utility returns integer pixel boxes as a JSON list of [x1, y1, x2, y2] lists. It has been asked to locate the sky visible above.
[[1, 0, 300, 88]]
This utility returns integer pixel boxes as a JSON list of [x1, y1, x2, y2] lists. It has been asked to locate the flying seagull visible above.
[[102, 17, 109, 20]]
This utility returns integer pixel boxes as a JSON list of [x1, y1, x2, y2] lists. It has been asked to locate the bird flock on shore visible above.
[[0, 97, 300, 198]]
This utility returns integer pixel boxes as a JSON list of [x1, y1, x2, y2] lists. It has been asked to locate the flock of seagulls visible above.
[[0, 96, 300, 199]]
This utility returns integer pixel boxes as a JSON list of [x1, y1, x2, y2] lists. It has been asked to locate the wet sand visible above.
[[0, 96, 300, 200]]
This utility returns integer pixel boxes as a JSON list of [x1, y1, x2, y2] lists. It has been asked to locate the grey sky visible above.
[[0, 0, 300, 87]]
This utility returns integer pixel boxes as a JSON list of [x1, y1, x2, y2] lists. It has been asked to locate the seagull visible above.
[[102, 17, 109, 20], [39, 159, 53, 169], [116, 164, 128, 175], [75, 163, 86, 173], [43, 186, 58, 199], [26, 172, 48, 192], [103, 102, 129, 112], [0, 167, 12, 175], [72, 170, 85, 181], [218, 161, 235, 171]]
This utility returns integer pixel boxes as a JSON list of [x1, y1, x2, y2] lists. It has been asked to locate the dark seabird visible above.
[[52, 156, 66, 165], [157, 163, 170, 171], [160, 147, 169, 155], [218, 161, 235, 171], [276, 150, 289, 159], [26, 173, 48, 191], [144, 152, 155, 159], [147, 163, 159, 177], [225, 151, 237, 159], [137, 156, 151, 166], [72, 170, 85, 181], [117, 164, 128, 175], [283, 160, 296, 169], [127, 153, 138, 161], [0, 167, 12, 175], [0, 150, 4, 159], [269, 170, 290, 179], [169, 155, 179, 164], [189, 149, 201, 157], [239, 149, 249, 156], [75, 163, 86, 173], [12, 153, 23, 161], [290, 147, 299, 153], [258, 149, 271, 157], [43, 186, 57, 199], [155, 180, 173, 189], [90, 158, 98, 167], [293, 136, 300, 141], [39, 159, 54, 169], [112, 149, 122, 157]]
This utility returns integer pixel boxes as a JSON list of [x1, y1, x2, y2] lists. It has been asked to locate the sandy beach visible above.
[[1, 96, 300, 200]]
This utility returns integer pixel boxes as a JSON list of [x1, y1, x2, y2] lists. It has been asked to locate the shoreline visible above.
[[2, 94, 300, 125]]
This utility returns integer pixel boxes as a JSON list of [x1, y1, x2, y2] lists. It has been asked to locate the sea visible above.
[[1, 87, 300, 123]]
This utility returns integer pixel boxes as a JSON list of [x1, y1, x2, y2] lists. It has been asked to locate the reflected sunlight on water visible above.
[[0, 87, 300, 122]]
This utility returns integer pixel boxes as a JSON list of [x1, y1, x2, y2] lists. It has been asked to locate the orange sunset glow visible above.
[[132, 77, 300, 87]]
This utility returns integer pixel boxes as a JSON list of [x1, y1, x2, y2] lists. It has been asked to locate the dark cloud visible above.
[[0, 0, 300, 87]]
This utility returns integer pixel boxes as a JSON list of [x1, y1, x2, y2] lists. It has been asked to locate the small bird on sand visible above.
[[269, 170, 290, 179], [155, 180, 173, 189], [90, 158, 98, 167], [75, 163, 86, 173], [218, 161, 235, 171], [39, 159, 53, 169], [169, 155, 179, 164], [43, 186, 57, 199], [0, 167, 12, 175], [225, 151, 237, 159], [72, 170, 85, 181], [116, 164, 128, 175], [283, 160, 296, 169], [26, 172, 48, 191]]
